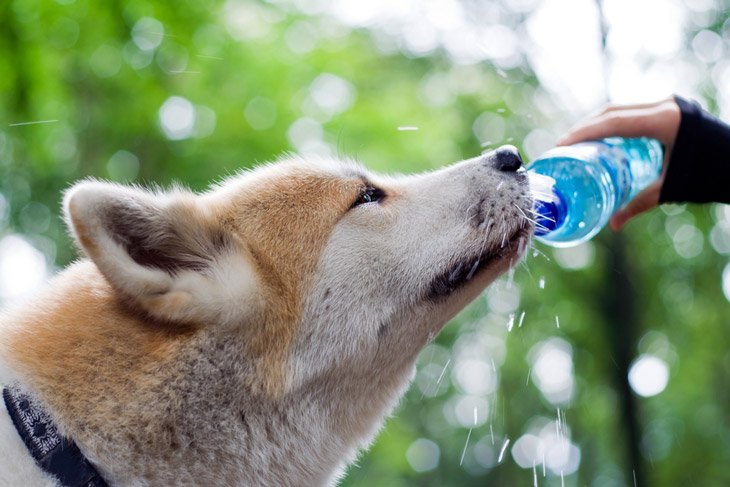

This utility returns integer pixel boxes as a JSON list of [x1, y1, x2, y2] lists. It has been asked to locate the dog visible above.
[[0, 146, 531, 486]]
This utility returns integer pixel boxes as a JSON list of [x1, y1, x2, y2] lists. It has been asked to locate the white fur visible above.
[[0, 397, 59, 487]]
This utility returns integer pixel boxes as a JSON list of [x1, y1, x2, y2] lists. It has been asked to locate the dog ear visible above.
[[63, 180, 259, 324]]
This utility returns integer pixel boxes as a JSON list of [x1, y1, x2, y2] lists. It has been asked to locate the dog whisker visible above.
[[465, 259, 481, 281], [525, 207, 556, 223], [513, 203, 548, 230]]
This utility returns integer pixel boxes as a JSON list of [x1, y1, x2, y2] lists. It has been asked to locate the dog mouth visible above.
[[426, 225, 531, 300]]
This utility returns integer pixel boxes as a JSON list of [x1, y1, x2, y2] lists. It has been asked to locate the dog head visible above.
[[63, 147, 531, 395]]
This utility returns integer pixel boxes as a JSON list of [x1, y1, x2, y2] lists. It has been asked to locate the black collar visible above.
[[2, 387, 109, 487]]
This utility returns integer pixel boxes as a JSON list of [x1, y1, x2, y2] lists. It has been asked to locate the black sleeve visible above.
[[659, 95, 730, 204]]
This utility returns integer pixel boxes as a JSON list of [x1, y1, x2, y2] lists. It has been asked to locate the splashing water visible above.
[[518, 311, 526, 328], [459, 428, 473, 466], [507, 314, 515, 332], [528, 171, 558, 201], [428, 359, 451, 397], [506, 266, 516, 289], [397, 126, 419, 131], [9, 119, 59, 127], [555, 316, 560, 328], [556, 408, 562, 441], [538, 277, 546, 289], [460, 406, 479, 466], [497, 438, 510, 463]]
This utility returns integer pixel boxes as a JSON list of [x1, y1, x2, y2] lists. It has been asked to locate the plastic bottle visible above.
[[527, 137, 663, 247]]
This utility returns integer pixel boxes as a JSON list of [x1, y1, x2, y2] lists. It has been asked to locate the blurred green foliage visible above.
[[1, 0, 730, 485]]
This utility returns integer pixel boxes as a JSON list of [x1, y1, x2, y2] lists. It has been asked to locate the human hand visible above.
[[556, 97, 681, 230]]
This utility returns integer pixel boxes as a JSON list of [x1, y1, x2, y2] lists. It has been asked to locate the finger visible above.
[[557, 109, 665, 146], [597, 98, 670, 117], [609, 180, 662, 230], [558, 98, 678, 146], [556, 113, 623, 146]]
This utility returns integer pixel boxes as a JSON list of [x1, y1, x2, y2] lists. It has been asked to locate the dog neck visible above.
[[1, 261, 417, 485]]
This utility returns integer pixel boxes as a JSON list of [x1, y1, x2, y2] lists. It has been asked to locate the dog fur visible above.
[[0, 153, 531, 486]]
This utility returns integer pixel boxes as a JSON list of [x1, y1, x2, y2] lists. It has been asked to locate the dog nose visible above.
[[489, 145, 523, 172]]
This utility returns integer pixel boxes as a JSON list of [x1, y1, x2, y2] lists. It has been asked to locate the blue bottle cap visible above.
[[533, 188, 566, 236]]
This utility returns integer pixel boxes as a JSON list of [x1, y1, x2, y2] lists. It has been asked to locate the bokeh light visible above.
[[529, 338, 575, 405], [107, 150, 140, 181], [159, 96, 197, 140], [245, 97, 278, 131], [132, 17, 165, 51], [406, 438, 441, 472], [628, 355, 670, 398], [553, 241, 595, 270], [0, 235, 48, 302]]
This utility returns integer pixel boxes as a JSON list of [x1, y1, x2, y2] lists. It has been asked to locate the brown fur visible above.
[[212, 165, 364, 394], [6, 263, 192, 435], [8, 163, 365, 414]]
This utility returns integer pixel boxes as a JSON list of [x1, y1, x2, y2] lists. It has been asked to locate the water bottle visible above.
[[528, 137, 663, 247]]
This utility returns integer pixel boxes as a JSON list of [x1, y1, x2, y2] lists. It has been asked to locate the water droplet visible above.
[[460, 428, 473, 466], [497, 438, 510, 463], [538, 277, 545, 289], [578, 221, 586, 229]]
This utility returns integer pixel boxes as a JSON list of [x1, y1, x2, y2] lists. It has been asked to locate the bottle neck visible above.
[[533, 188, 566, 236], [526, 171, 566, 236]]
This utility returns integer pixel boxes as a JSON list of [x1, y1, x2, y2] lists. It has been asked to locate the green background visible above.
[[2, 0, 729, 485]]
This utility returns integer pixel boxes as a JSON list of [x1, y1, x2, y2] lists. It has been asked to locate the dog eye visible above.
[[352, 186, 385, 208]]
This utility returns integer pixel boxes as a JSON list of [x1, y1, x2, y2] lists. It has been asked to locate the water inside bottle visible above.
[[528, 155, 615, 246], [526, 138, 663, 247]]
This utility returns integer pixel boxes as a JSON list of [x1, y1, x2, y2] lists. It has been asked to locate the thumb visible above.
[[609, 179, 662, 231]]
